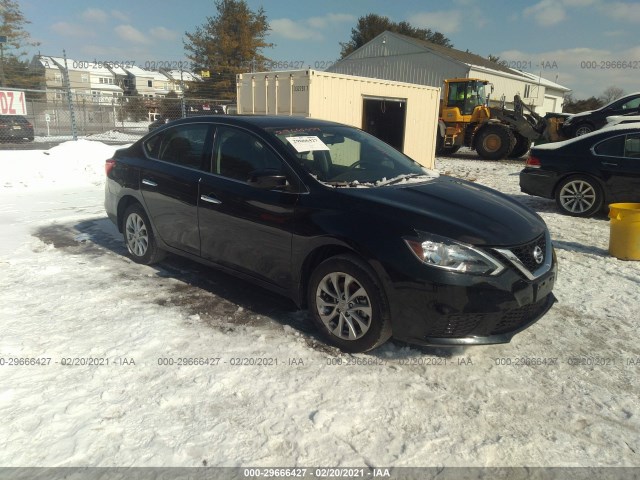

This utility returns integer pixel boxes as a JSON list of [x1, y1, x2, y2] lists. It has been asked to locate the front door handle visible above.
[[601, 162, 618, 167], [142, 179, 158, 187], [200, 195, 222, 205]]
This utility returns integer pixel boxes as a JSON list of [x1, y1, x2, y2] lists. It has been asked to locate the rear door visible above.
[[140, 122, 213, 255], [198, 125, 299, 288], [593, 132, 640, 202]]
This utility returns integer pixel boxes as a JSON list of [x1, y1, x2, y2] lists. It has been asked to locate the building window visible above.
[[81, 74, 89, 83], [54, 73, 62, 84], [524, 85, 532, 98], [147, 80, 153, 88]]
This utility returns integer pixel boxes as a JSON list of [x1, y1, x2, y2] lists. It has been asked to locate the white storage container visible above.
[[236, 70, 440, 168]]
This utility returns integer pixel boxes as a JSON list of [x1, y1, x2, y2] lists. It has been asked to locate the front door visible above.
[[198, 126, 298, 288]]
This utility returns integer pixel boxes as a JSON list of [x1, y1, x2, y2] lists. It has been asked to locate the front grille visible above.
[[510, 233, 546, 273], [429, 313, 488, 337], [426, 297, 551, 339], [490, 297, 551, 335]]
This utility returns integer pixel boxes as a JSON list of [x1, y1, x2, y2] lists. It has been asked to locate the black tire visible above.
[[508, 133, 532, 158], [122, 203, 166, 264], [475, 124, 515, 160], [573, 123, 594, 137], [441, 145, 461, 155], [307, 254, 392, 353], [435, 133, 461, 156], [554, 175, 603, 217]]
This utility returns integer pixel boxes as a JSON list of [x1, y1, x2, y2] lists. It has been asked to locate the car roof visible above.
[[600, 91, 640, 109], [171, 115, 347, 129], [534, 125, 640, 150]]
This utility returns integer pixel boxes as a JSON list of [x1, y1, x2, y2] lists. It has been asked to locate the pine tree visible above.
[[184, 0, 272, 100], [0, 0, 39, 88]]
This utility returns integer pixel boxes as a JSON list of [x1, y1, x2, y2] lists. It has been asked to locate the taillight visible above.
[[105, 158, 116, 176], [526, 155, 541, 168]]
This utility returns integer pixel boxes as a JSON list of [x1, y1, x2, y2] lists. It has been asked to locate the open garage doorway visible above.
[[362, 97, 406, 151]]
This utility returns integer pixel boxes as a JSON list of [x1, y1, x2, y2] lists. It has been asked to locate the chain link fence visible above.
[[18, 91, 231, 141]]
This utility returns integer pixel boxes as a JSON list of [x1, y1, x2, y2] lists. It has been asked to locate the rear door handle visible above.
[[142, 179, 158, 187], [200, 194, 222, 205]]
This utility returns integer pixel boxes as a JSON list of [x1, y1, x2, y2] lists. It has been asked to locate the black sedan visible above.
[[562, 92, 640, 137], [520, 125, 640, 216], [0, 115, 34, 142], [105, 116, 557, 352]]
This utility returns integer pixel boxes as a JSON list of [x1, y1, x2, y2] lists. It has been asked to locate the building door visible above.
[[362, 97, 406, 151]]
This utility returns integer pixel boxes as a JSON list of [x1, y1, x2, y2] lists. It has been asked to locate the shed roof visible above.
[[386, 32, 521, 77]]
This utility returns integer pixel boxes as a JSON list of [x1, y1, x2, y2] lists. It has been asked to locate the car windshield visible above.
[[266, 125, 435, 186]]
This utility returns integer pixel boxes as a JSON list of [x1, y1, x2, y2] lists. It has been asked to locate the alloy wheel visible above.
[[125, 213, 149, 257], [558, 180, 597, 214], [315, 272, 372, 341]]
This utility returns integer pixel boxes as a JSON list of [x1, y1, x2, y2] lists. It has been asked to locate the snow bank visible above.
[[0, 140, 129, 190]]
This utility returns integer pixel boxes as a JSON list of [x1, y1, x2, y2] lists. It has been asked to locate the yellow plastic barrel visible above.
[[608, 203, 640, 260]]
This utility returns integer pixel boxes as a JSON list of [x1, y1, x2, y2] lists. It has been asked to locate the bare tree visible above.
[[600, 86, 625, 104]]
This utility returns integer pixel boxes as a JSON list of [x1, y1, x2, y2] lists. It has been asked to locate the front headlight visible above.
[[404, 234, 504, 275]]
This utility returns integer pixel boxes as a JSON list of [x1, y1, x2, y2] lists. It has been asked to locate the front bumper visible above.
[[386, 259, 558, 347]]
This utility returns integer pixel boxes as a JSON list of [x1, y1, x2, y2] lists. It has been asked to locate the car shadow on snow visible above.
[[32, 217, 463, 359]]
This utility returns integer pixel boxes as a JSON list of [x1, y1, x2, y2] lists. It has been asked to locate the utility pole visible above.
[[62, 50, 78, 140], [180, 68, 186, 118]]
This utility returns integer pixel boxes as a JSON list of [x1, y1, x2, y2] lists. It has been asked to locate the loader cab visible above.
[[442, 79, 491, 121]]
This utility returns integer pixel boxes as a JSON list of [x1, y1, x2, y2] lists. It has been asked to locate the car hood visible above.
[[340, 176, 546, 247], [566, 110, 593, 122]]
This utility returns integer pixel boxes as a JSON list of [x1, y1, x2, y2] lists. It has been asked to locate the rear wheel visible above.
[[555, 175, 603, 217], [307, 255, 391, 353], [123, 204, 166, 264], [475, 125, 514, 160], [508, 133, 532, 158]]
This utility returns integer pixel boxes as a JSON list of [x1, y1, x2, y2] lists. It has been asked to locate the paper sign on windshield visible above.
[[286, 136, 330, 153]]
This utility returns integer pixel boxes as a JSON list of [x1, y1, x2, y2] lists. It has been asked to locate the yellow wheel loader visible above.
[[436, 78, 566, 160]]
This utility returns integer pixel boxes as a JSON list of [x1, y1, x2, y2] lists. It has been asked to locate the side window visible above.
[[594, 135, 625, 157], [624, 133, 640, 158], [214, 127, 282, 182], [621, 98, 640, 111], [143, 124, 210, 170]]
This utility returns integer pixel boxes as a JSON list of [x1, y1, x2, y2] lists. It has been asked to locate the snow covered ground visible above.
[[0, 142, 639, 469]]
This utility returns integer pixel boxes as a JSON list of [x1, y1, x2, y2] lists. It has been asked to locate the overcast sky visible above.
[[21, 0, 640, 99]]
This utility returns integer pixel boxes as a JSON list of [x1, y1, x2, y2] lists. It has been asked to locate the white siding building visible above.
[[327, 31, 571, 114]]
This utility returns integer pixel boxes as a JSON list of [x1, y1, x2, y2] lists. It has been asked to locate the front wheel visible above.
[[307, 255, 391, 353], [555, 175, 603, 217], [574, 123, 593, 137], [436, 133, 461, 156], [123, 204, 166, 264], [475, 125, 514, 160]]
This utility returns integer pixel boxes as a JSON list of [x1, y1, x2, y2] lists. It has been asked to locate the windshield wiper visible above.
[[376, 173, 430, 186]]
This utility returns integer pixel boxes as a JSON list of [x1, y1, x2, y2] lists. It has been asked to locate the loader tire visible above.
[[508, 133, 532, 158], [436, 134, 461, 156], [475, 125, 514, 160]]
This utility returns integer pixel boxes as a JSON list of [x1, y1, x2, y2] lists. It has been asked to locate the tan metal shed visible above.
[[236, 69, 440, 169]]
